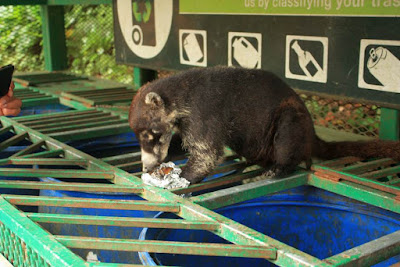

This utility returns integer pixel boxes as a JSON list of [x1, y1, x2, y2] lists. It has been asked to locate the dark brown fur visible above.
[[129, 66, 400, 184]]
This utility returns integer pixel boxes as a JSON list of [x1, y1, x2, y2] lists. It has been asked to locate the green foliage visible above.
[[0, 5, 132, 83], [64, 5, 133, 83], [0, 6, 44, 71]]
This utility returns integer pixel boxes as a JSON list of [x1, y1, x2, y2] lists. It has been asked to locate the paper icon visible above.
[[179, 30, 207, 67]]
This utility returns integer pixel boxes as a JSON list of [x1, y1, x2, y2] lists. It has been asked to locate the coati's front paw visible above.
[[262, 170, 276, 178]]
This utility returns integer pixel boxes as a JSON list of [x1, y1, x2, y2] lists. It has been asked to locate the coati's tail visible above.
[[312, 136, 400, 161]]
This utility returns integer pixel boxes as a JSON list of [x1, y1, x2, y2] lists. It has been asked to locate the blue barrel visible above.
[[39, 176, 157, 264], [19, 103, 71, 116], [139, 186, 400, 267]]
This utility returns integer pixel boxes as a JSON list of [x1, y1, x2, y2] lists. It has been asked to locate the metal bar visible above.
[[22, 112, 106, 126], [55, 236, 277, 259], [340, 158, 396, 174], [0, 180, 137, 192], [0, 197, 85, 267], [4, 195, 180, 212], [0, 125, 12, 136], [61, 92, 96, 106], [312, 165, 400, 197], [0, 132, 28, 151], [318, 157, 360, 168], [71, 88, 131, 96], [27, 213, 220, 231], [14, 109, 99, 122], [31, 114, 120, 130], [133, 68, 157, 90], [172, 169, 265, 194], [20, 97, 58, 107], [324, 230, 400, 267], [40, 119, 127, 134], [49, 122, 131, 141], [145, 185, 326, 266], [19, 149, 64, 159], [0, 180, 143, 194], [308, 174, 400, 214], [101, 151, 141, 165], [361, 166, 400, 179], [379, 108, 400, 141], [208, 160, 249, 176], [0, 168, 114, 179], [11, 140, 45, 157], [41, 5, 68, 71], [193, 172, 308, 209], [10, 158, 88, 166]]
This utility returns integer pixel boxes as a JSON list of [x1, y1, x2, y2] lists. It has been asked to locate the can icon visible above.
[[367, 47, 400, 92]]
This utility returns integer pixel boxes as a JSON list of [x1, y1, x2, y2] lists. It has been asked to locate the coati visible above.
[[129, 66, 400, 184]]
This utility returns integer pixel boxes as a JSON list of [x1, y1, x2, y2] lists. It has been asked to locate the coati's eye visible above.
[[140, 131, 154, 142]]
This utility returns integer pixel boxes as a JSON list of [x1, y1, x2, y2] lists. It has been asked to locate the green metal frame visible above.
[[0, 107, 399, 266], [1, 1, 400, 266]]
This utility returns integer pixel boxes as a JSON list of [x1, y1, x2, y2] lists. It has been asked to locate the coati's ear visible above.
[[145, 92, 164, 108]]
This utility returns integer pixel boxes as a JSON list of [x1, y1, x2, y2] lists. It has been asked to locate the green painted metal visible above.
[[13, 109, 132, 142], [0, 168, 114, 179], [27, 213, 220, 231], [55, 236, 277, 259], [4, 195, 180, 212], [192, 172, 308, 209], [0, 180, 143, 194], [40, 6, 68, 71], [0, 197, 85, 267], [324, 230, 400, 267], [340, 158, 396, 174], [313, 165, 400, 196], [61, 88, 135, 107], [379, 108, 400, 141], [308, 174, 400, 214], [133, 67, 157, 90], [0, 78, 399, 266]]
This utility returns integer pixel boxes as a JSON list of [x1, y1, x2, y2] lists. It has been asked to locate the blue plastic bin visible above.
[[139, 186, 400, 267], [39, 176, 157, 264]]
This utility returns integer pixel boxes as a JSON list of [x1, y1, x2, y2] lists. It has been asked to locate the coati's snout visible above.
[[139, 130, 172, 172], [129, 91, 176, 173]]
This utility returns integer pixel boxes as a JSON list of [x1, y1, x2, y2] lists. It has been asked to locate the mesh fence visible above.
[[0, 4, 380, 138], [0, 4, 133, 84]]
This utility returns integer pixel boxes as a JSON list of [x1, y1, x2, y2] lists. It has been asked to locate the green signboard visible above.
[[180, 0, 400, 17], [113, 0, 400, 108]]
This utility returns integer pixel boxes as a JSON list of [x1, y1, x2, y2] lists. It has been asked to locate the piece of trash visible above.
[[141, 162, 190, 189]]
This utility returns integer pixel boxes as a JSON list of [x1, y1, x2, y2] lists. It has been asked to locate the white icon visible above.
[[179, 30, 207, 67], [285, 35, 328, 83], [116, 0, 173, 59], [359, 39, 400, 93], [228, 32, 261, 69]]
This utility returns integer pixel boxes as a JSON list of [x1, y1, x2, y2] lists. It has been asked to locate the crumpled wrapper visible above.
[[141, 162, 190, 189]]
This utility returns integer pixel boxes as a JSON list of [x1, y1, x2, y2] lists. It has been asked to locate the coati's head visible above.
[[129, 88, 176, 173]]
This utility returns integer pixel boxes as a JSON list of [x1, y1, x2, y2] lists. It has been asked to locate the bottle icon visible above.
[[291, 40, 325, 81]]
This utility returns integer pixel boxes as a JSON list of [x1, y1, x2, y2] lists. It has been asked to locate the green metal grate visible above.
[[0, 111, 399, 266], [13, 72, 87, 87], [0, 222, 51, 267]]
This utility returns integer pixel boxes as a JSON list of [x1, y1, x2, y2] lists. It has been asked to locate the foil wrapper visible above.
[[141, 162, 190, 189]]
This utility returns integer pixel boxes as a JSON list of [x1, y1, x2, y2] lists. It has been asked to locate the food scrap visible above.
[[141, 162, 190, 189]]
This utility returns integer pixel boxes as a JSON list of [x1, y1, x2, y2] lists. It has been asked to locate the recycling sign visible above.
[[113, 0, 400, 108]]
